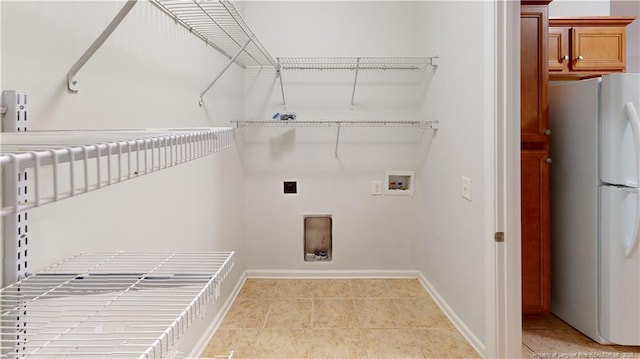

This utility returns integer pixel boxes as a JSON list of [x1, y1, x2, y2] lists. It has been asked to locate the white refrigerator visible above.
[[550, 73, 640, 345]]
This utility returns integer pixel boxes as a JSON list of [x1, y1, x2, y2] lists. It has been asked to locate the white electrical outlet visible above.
[[371, 180, 382, 195], [461, 176, 472, 201]]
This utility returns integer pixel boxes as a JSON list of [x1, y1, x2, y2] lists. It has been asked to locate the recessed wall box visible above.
[[384, 171, 415, 197], [304, 215, 332, 262], [284, 181, 297, 194]]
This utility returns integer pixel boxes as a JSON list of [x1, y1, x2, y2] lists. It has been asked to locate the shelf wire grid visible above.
[[0, 251, 235, 358], [0, 128, 234, 217], [277, 57, 437, 71], [231, 119, 439, 129], [150, 0, 277, 69]]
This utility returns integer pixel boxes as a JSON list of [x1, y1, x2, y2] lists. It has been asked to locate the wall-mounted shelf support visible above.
[[350, 57, 361, 106], [200, 36, 254, 107], [334, 123, 342, 158], [66, 0, 138, 93], [277, 61, 287, 110]]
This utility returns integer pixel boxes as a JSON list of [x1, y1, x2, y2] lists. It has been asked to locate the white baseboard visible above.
[[417, 271, 486, 358], [246, 269, 420, 279], [189, 271, 248, 358]]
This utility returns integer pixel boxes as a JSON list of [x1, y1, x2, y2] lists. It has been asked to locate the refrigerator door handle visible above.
[[624, 101, 640, 258]]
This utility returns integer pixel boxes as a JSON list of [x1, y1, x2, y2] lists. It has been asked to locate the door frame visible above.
[[486, 1, 522, 358]]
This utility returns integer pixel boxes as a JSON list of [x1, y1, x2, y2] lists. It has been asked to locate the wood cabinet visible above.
[[548, 17, 635, 80], [521, 152, 551, 313], [521, 0, 551, 315]]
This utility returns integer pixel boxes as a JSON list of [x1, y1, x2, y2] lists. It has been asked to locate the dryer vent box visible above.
[[385, 171, 415, 197], [304, 215, 332, 262]]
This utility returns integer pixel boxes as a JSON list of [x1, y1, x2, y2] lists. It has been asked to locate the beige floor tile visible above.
[[265, 299, 312, 328], [313, 279, 353, 298], [385, 279, 429, 298], [394, 297, 454, 328], [274, 279, 314, 298], [522, 329, 602, 356], [522, 344, 535, 358], [219, 298, 271, 329], [237, 279, 279, 299], [205, 279, 477, 359], [310, 328, 367, 359], [312, 299, 359, 328], [350, 279, 391, 298], [354, 298, 401, 328], [363, 328, 425, 358], [253, 328, 311, 358], [413, 328, 480, 358], [522, 314, 574, 330], [614, 346, 640, 358], [201, 328, 259, 359]]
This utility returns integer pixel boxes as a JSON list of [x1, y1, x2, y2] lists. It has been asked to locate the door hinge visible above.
[[495, 232, 505, 242]]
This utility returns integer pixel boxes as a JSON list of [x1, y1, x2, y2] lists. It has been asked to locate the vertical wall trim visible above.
[[489, 1, 523, 358]]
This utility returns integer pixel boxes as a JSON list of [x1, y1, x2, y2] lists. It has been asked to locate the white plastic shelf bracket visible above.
[[67, 0, 138, 93]]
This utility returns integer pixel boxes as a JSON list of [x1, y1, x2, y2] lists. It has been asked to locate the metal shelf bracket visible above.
[[67, 0, 138, 93], [277, 59, 286, 110], [350, 57, 361, 107], [200, 36, 254, 107]]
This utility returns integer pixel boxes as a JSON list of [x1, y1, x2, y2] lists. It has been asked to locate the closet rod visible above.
[[67, 0, 139, 93]]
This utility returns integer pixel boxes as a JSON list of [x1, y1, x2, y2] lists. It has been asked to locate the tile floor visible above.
[[202, 279, 640, 358], [523, 315, 640, 359], [201, 278, 480, 359]]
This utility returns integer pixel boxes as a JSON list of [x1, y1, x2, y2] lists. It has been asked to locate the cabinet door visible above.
[[571, 27, 626, 71], [548, 27, 569, 72], [521, 5, 549, 145], [521, 152, 551, 314]]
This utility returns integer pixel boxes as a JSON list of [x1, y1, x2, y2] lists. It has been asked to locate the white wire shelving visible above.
[[67, 0, 277, 98], [149, 0, 278, 104], [277, 56, 437, 71], [0, 251, 235, 358], [231, 119, 438, 128], [150, 0, 276, 69], [0, 128, 233, 216], [231, 119, 438, 158], [276, 56, 439, 108]]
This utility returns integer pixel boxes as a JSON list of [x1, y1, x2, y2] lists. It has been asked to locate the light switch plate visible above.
[[371, 180, 382, 195]]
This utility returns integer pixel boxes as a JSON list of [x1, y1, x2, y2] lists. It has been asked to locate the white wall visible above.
[[549, 0, 610, 17], [2, 0, 496, 351], [240, 1, 427, 272], [611, 0, 640, 73], [240, 0, 491, 347], [1, 0, 246, 308], [414, 1, 491, 345]]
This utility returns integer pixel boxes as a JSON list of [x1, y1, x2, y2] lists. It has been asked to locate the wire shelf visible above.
[[0, 251, 235, 358], [231, 119, 439, 128], [150, 0, 277, 69], [277, 57, 437, 71], [0, 128, 234, 216]]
